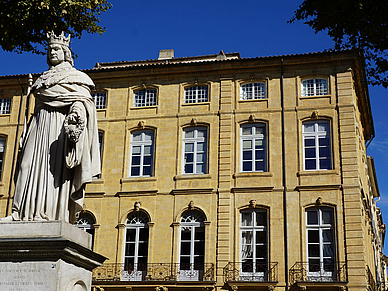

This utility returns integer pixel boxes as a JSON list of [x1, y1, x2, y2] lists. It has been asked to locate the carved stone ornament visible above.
[[231, 285, 238, 291], [93, 287, 105, 291], [155, 287, 168, 291], [188, 200, 194, 210], [134, 201, 141, 211], [311, 110, 319, 119], [190, 118, 197, 126], [249, 199, 257, 208], [138, 120, 145, 129], [299, 287, 307, 291], [249, 114, 256, 122], [142, 83, 147, 89], [315, 197, 323, 206], [268, 286, 275, 291], [64, 107, 86, 143]]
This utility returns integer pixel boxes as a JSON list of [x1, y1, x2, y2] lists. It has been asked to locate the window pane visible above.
[[131, 167, 140, 176], [197, 129, 206, 138], [305, 148, 316, 159], [185, 143, 194, 152], [197, 142, 205, 152], [197, 153, 204, 163], [243, 161, 252, 171], [241, 213, 252, 226], [196, 163, 206, 174], [180, 256, 190, 267], [185, 164, 193, 173], [139, 228, 149, 241], [256, 231, 266, 243], [319, 159, 331, 170], [126, 229, 136, 241], [323, 258, 334, 271], [195, 227, 205, 240], [132, 146, 141, 154], [305, 159, 316, 170], [255, 150, 265, 160], [256, 212, 266, 226], [256, 245, 267, 259], [304, 138, 315, 147], [323, 229, 334, 242], [255, 161, 265, 171], [181, 228, 191, 240], [323, 244, 334, 257], [194, 242, 205, 255], [308, 230, 319, 243], [185, 153, 193, 163], [181, 242, 191, 255], [309, 259, 320, 272], [132, 133, 142, 141], [319, 147, 330, 157], [132, 156, 140, 165], [125, 243, 135, 256], [185, 129, 195, 138], [243, 151, 252, 160], [242, 127, 252, 135], [308, 245, 320, 257], [138, 242, 148, 256], [243, 140, 252, 149], [318, 122, 329, 132], [143, 156, 152, 165], [322, 209, 333, 224], [241, 231, 253, 245], [307, 210, 318, 225], [303, 123, 315, 133], [255, 139, 263, 147], [144, 145, 152, 155]]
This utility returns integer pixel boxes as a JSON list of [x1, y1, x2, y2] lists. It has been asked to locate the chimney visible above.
[[158, 49, 174, 60]]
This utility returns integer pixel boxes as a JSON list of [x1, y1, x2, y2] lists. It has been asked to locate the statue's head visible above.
[[46, 32, 74, 67]]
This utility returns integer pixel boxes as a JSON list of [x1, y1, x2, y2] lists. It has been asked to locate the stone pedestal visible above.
[[0, 221, 106, 291]]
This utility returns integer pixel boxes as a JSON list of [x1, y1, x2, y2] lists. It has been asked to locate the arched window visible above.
[[240, 123, 267, 172], [302, 120, 332, 170], [240, 209, 268, 280], [130, 130, 155, 177], [306, 207, 336, 280], [123, 211, 149, 281], [179, 210, 205, 281], [75, 212, 96, 249]]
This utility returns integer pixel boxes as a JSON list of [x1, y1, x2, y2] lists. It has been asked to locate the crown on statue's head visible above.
[[47, 31, 71, 47]]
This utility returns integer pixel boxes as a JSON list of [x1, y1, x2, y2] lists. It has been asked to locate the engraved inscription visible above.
[[0, 262, 56, 291]]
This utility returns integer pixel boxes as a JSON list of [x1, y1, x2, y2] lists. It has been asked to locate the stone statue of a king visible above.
[[2, 32, 100, 223]]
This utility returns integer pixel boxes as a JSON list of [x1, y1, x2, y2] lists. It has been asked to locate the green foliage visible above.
[[290, 0, 388, 87], [0, 0, 112, 54]]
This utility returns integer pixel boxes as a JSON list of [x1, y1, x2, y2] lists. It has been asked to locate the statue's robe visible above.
[[11, 61, 100, 223]]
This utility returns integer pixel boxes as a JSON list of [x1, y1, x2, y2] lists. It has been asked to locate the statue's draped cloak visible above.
[[12, 62, 100, 223]]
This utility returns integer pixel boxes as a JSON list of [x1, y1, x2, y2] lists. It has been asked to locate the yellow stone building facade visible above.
[[0, 50, 386, 291]]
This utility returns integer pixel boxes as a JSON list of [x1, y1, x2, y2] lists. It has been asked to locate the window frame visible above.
[[123, 211, 150, 281], [178, 210, 206, 281], [302, 120, 332, 171], [75, 212, 96, 249], [129, 129, 155, 177], [91, 91, 107, 110], [93, 131, 104, 179], [301, 78, 329, 97], [182, 126, 208, 175], [240, 82, 266, 100], [184, 85, 209, 104], [240, 123, 267, 173], [133, 88, 158, 107], [0, 136, 6, 181], [305, 207, 336, 279], [239, 209, 268, 278]]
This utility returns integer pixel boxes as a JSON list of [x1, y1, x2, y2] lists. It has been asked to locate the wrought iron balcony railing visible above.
[[289, 261, 347, 284], [93, 263, 214, 282], [223, 262, 278, 282]]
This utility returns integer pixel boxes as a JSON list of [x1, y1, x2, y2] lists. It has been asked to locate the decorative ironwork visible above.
[[223, 262, 278, 282], [93, 263, 214, 282], [289, 261, 347, 284]]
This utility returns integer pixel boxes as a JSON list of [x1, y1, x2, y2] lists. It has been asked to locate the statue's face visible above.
[[48, 44, 65, 65]]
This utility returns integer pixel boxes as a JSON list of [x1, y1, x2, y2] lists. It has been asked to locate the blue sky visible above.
[[1, 0, 388, 250]]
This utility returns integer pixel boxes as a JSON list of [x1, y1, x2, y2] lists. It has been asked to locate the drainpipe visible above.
[[280, 58, 289, 289]]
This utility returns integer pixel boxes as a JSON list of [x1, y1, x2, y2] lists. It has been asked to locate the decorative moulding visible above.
[[170, 188, 214, 196]]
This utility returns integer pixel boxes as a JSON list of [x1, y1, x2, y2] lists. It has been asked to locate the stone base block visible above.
[[0, 221, 106, 291]]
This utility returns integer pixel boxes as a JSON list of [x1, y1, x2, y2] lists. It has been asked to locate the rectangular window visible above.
[[0, 137, 5, 180], [130, 130, 154, 177], [303, 120, 332, 170], [91, 92, 107, 109], [93, 132, 103, 179], [183, 127, 207, 174], [306, 207, 335, 280], [0, 98, 11, 114], [241, 123, 267, 172], [240, 82, 266, 100], [133, 89, 157, 107], [240, 210, 267, 280], [302, 78, 328, 97], [184, 86, 208, 103]]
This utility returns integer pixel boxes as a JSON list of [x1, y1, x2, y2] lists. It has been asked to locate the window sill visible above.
[[174, 174, 212, 181], [297, 169, 338, 176], [121, 176, 157, 183], [130, 105, 158, 110], [300, 94, 330, 99], [182, 102, 210, 106], [233, 172, 272, 178], [0, 114, 10, 116], [96, 108, 107, 111], [238, 98, 268, 103]]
